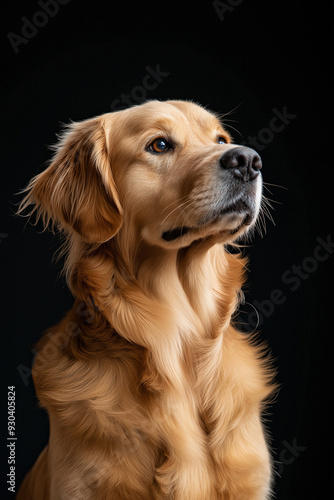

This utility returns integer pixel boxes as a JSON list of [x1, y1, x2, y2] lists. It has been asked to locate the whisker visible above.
[[257, 196, 276, 234], [263, 208, 275, 221], [261, 205, 275, 226], [262, 195, 275, 208], [263, 181, 288, 191], [160, 199, 193, 227], [258, 212, 267, 237], [217, 103, 243, 121], [223, 123, 242, 138], [261, 197, 275, 212], [160, 195, 189, 214], [262, 195, 280, 206], [219, 118, 239, 124], [254, 218, 262, 239], [173, 199, 197, 229], [262, 184, 274, 196]]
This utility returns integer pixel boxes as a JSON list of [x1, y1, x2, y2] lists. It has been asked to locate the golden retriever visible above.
[[17, 100, 275, 500]]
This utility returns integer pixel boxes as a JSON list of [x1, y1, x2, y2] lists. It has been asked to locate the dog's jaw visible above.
[[158, 174, 262, 247]]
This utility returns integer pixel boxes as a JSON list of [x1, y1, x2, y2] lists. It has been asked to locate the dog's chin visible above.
[[142, 207, 258, 250]]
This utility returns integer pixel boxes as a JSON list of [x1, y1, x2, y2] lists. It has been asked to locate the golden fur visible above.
[[17, 100, 275, 499]]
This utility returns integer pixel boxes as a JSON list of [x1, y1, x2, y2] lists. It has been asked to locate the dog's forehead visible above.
[[167, 100, 220, 126], [118, 100, 223, 138]]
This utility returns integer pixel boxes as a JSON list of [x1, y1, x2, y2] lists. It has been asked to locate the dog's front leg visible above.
[[197, 330, 273, 500], [151, 393, 218, 500], [209, 411, 272, 500]]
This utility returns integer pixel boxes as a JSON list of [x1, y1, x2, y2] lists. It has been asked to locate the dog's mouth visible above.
[[162, 227, 191, 242], [161, 200, 254, 242]]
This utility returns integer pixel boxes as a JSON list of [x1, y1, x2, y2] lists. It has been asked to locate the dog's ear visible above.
[[18, 115, 123, 243]]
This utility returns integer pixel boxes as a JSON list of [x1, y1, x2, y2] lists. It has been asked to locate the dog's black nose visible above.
[[220, 146, 262, 182]]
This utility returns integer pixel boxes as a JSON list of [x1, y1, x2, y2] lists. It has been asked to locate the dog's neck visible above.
[[134, 241, 220, 335], [68, 231, 245, 388]]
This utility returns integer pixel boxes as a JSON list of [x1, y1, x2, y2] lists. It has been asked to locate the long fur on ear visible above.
[[18, 115, 123, 243]]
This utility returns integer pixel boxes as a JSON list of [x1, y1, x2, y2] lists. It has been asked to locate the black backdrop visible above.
[[1, 1, 332, 498]]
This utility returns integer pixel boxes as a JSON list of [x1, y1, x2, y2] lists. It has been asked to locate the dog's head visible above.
[[19, 100, 263, 249]]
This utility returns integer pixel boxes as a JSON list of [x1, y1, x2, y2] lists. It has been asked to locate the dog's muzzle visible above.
[[161, 146, 262, 242]]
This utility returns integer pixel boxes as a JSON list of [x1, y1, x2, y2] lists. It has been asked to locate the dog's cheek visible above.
[[121, 167, 163, 224]]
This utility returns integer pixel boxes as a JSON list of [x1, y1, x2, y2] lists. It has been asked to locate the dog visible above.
[[17, 100, 275, 499]]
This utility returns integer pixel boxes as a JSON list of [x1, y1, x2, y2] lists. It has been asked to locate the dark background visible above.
[[1, 1, 332, 498]]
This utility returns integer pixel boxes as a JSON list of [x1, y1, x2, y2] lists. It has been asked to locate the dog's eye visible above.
[[217, 136, 227, 144], [148, 138, 171, 154]]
